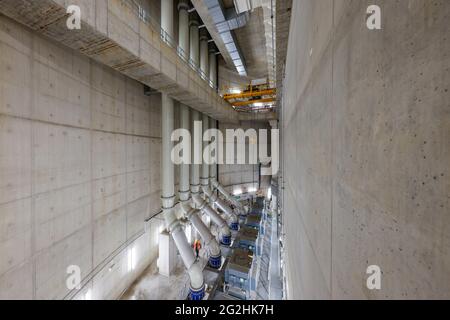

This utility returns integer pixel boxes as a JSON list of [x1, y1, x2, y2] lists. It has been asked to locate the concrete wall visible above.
[[0, 14, 164, 299], [218, 121, 270, 192], [281, 0, 450, 299]]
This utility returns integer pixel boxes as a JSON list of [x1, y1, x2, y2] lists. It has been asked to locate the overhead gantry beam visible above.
[[232, 98, 276, 107], [223, 88, 276, 100]]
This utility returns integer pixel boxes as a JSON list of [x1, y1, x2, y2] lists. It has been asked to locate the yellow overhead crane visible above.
[[232, 98, 276, 107], [222, 81, 276, 110], [223, 88, 276, 100]]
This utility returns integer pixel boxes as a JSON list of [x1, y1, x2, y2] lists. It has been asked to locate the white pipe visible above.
[[199, 30, 209, 79], [161, 91, 204, 298], [191, 110, 231, 245], [193, 194, 231, 245], [209, 47, 217, 88], [178, 0, 190, 56], [189, 18, 200, 68], [212, 179, 246, 215], [209, 117, 217, 187], [179, 105, 221, 268], [201, 114, 239, 230], [207, 118, 244, 215], [161, 0, 174, 39], [181, 202, 222, 267], [178, 106, 191, 203]]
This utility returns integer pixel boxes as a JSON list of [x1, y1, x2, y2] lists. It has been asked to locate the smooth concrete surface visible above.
[[121, 253, 191, 300], [281, 0, 450, 299], [121, 246, 216, 300], [218, 121, 269, 189], [0, 15, 164, 299], [269, 212, 282, 300], [0, 0, 241, 123]]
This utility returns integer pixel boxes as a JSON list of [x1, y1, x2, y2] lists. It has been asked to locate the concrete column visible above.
[[209, 46, 217, 88], [161, 0, 174, 39], [199, 29, 209, 80], [178, 0, 190, 58], [189, 17, 200, 68]]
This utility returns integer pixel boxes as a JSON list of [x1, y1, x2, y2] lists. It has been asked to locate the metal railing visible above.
[[124, 0, 218, 91]]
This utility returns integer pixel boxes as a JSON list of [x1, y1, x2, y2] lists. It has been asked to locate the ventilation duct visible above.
[[204, 0, 248, 76], [233, 0, 264, 14]]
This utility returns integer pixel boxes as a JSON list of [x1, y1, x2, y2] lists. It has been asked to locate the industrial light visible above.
[[233, 189, 243, 195], [128, 246, 137, 271], [185, 224, 192, 244], [248, 187, 257, 193], [230, 88, 242, 94], [254, 102, 264, 107], [84, 289, 92, 300]]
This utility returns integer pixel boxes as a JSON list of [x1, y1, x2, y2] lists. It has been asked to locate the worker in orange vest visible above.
[[193, 239, 202, 261]]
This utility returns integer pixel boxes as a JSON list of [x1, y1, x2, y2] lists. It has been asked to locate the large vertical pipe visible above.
[[161, 95, 204, 300], [208, 119, 245, 216], [161, 0, 174, 39], [178, 105, 191, 203], [191, 110, 231, 245], [189, 16, 200, 68], [200, 113, 210, 193], [202, 114, 239, 230], [209, 117, 217, 186], [199, 29, 209, 80], [161, 94, 175, 204], [161, 0, 204, 300], [178, 0, 190, 58], [190, 110, 201, 197], [209, 46, 217, 89], [179, 105, 221, 269]]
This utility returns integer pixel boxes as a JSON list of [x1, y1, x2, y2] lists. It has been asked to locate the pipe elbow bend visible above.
[[187, 262, 205, 291], [220, 224, 231, 238]]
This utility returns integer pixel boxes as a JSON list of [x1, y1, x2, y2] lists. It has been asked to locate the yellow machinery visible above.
[[222, 81, 276, 111]]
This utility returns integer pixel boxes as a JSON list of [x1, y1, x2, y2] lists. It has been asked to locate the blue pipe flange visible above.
[[209, 255, 222, 269], [230, 222, 239, 231], [221, 234, 231, 246], [189, 285, 205, 301]]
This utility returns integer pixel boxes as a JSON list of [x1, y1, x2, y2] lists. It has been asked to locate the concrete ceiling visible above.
[[192, 0, 273, 83], [231, 7, 268, 79]]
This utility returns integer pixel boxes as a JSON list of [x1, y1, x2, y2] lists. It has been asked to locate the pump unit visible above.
[[224, 248, 256, 300]]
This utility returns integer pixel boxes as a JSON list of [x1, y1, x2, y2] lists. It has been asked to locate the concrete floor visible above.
[[120, 256, 190, 300], [120, 212, 283, 301], [120, 248, 221, 300]]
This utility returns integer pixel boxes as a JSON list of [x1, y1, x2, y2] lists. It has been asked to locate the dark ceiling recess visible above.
[[144, 85, 158, 96]]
